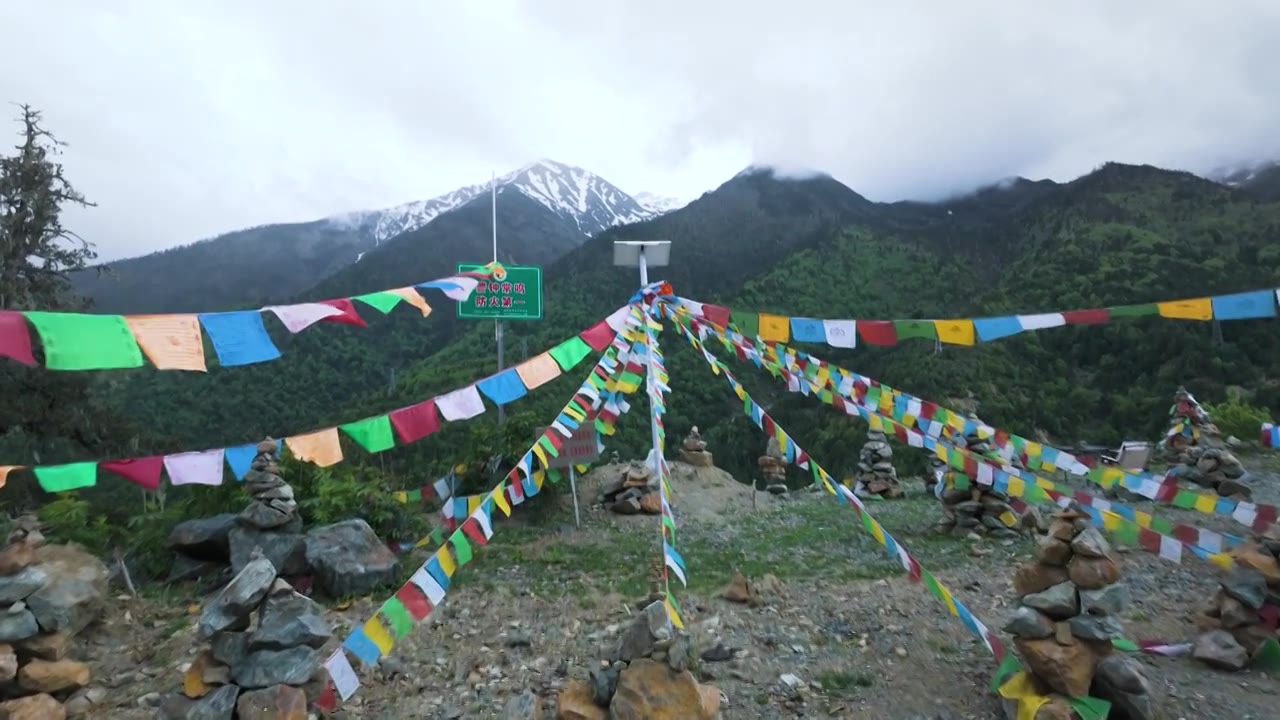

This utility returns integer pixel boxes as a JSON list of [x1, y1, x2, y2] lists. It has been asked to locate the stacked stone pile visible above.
[[1191, 539, 1280, 671], [1001, 508, 1156, 720], [159, 551, 334, 718], [757, 437, 788, 495], [933, 426, 1025, 537], [555, 600, 721, 720], [854, 430, 900, 499], [166, 438, 399, 598], [599, 462, 663, 516], [1161, 388, 1251, 499], [0, 517, 110, 719], [678, 426, 714, 468]]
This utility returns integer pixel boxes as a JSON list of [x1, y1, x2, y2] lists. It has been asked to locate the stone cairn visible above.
[[1160, 388, 1250, 499], [1003, 507, 1156, 720], [1191, 538, 1280, 672], [599, 461, 663, 516], [678, 426, 714, 468], [0, 516, 110, 718], [165, 438, 400, 598], [160, 551, 333, 718], [853, 429, 901, 498], [555, 600, 721, 720], [757, 437, 789, 495], [933, 424, 1028, 538]]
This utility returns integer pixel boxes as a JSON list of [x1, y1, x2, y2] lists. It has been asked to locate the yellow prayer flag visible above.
[[1208, 553, 1234, 570], [1133, 511, 1153, 529], [285, 428, 344, 467], [814, 366, 831, 389], [1100, 467, 1124, 489], [533, 471, 546, 490], [869, 520, 886, 546], [361, 617, 395, 655], [1193, 493, 1218, 514], [467, 495, 483, 514], [1101, 512, 1121, 532], [901, 413, 917, 428], [1006, 477, 1026, 498], [934, 444, 948, 463], [435, 547, 457, 577], [998, 672, 1051, 720], [125, 314, 207, 372], [0, 465, 21, 489], [1157, 297, 1213, 321], [389, 287, 432, 317], [938, 585, 959, 616], [1023, 441, 1042, 461], [490, 485, 512, 517], [758, 313, 790, 342], [946, 413, 966, 432], [532, 444, 549, 469], [998, 510, 1020, 528], [515, 352, 561, 389], [1034, 478, 1053, 490], [933, 319, 976, 346], [869, 415, 885, 432], [392, 491, 408, 504], [665, 600, 684, 630]]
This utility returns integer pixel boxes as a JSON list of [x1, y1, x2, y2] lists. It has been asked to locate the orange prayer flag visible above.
[[389, 288, 432, 317], [125, 315, 207, 371], [0, 465, 22, 488], [515, 353, 561, 389], [285, 428, 344, 467]]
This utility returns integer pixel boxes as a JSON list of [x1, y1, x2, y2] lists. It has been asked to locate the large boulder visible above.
[[236, 684, 308, 720], [196, 556, 276, 640], [231, 646, 321, 689], [0, 607, 40, 643], [167, 515, 238, 562], [0, 693, 67, 720], [0, 566, 48, 605], [25, 545, 108, 635], [17, 658, 90, 694], [228, 524, 307, 577], [304, 520, 398, 598], [609, 658, 716, 720], [158, 683, 239, 720]]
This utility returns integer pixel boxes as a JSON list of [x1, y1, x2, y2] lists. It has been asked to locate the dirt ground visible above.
[[83, 459, 1280, 719]]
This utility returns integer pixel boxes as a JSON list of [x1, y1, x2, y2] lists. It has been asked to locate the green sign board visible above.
[[455, 263, 543, 320]]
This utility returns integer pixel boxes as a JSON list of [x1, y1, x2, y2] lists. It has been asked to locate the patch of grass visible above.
[[817, 669, 874, 695]]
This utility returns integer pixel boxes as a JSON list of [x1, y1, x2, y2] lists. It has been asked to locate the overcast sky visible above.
[[3, 1, 1278, 261]]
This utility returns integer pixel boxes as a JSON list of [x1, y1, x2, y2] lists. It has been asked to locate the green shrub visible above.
[[1206, 398, 1272, 442]]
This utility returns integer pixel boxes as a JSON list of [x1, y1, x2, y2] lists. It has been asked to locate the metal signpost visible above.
[[536, 424, 601, 528]]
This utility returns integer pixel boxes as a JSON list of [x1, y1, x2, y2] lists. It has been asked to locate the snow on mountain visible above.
[[1209, 160, 1279, 187], [334, 159, 668, 250], [634, 192, 687, 215]]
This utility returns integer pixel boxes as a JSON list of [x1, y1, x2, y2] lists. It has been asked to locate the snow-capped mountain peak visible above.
[[634, 191, 688, 215], [335, 159, 677, 246]]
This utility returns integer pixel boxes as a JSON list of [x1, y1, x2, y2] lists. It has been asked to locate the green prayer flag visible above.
[[407, 488, 422, 503], [1171, 490, 1197, 509], [24, 312, 144, 370], [1150, 516, 1174, 535], [537, 434, 560, 458], [947, 451, 966, 471], [988, 654, 1023, 692], [665, 589, 683, 617], [662, 513, 677, 542], [545, 468, 563, 484], [34, 462, 98, 492], [449, 534, 474, 566], [381, 597, 414, 638], [340, 415, 396, 453], [1251, 638, 1280, 675], [818, 389, 833, 404], [549, 336, 593, 371], [1110, 637, 1139, 652], [894, 320, 937, 340], [921, 571, 944, 600], [1107, 303, 1158, 318], [729, 310, 759, 338], [952, 475, 972, 490], [1112, 520, 1140, 546], [1069, 696, 1112, 720], [353, 291, 403, 314]]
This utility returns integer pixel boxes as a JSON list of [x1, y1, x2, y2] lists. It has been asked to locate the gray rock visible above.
[[231, 645, 321, 688], [1003, 606, 1054, 639], [25, 546, 109, 635], [249, 585, 332, 650], [166, 555, 226, 585], [1221, 568, 1268, 609], [1069, 615, 1124, 641], [0, 566, 48, 604], [158, 683, 239, 720], [228, 525, 307, 577], [1193, 629, 1250, 671], [1022, 582, 1079, 620], [589, 664, 620, 706], [1070, 527, 1111, 558], [502, 690, 542, 719], [611, 497, 642, 515], [766, 484, 788, 495], [1079, 583, 1129, 616], [167, 514, 238, 562], [210, 632, 250, 668], [304, 519, 399, 598], [1093, 655, 1150, 695], [197, 556, 277, 640], [239, 501, 296, 530], [614, 600, 669, 663], [1092, 657, 1156, 720], [0, 606, 39, 643]]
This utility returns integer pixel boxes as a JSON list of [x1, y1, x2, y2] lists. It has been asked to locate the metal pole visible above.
[[493, 171, 505, 426], [569, 465, 581, 529], [639, 247, 649, 287]]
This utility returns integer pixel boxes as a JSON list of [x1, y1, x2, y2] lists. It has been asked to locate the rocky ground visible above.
[[60, 458, 1280, 718]]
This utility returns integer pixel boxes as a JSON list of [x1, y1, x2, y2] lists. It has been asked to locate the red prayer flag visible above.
[[390, 400, 441, 444], [319, 298, 368, 327], [0, 311, 35, 366], [1137, 528, 1162, 555], [314, 681, 338, 712], [395, 583, 433, 621], [1252, 504, 1278, 533], [461, 518, 489, 547], [701, 304, 731, 327], [579, 320, 615, 351], [1172, 524, 1199, 545], [857, 320, 898, 346], [1063, 308, 1110, 325], [100, 456, 165, 490]]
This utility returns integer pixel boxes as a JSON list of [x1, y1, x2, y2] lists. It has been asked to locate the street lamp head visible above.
[[612, 240, 671, 268]]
